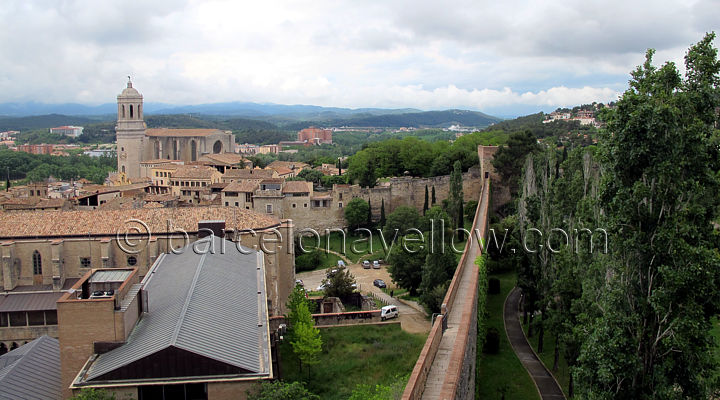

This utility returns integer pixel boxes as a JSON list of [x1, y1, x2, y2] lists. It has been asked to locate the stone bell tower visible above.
[[116, 77, 146, 180]]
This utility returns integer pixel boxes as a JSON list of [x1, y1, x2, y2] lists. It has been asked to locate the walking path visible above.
[[504, 287, 566, 400]]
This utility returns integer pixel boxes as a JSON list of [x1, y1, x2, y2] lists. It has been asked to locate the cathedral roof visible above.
[[146, 128, 225, 137], [118, 80, 142, 98]]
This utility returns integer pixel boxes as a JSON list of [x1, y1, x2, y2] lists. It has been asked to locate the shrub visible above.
[[295, 250, 322, 272], [483, 327, 500, 354], [488, 277, 501, 295]]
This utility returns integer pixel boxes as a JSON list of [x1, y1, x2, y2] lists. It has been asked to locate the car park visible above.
[[362, 260, 371, 269], [380, 305, 399, 321], [372, 260, 380, 269], [373, 279, 386, 288]]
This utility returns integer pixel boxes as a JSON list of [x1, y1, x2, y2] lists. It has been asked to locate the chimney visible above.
[[198, 220, 226, 238]]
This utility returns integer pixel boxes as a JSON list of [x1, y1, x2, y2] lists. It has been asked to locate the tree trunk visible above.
[[552, 336, 559, 372]]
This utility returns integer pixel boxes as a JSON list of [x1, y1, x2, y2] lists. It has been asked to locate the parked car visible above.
[[372, 260, 380, 269], [362, 260, 371, 269], [295, 279, 304, 287], [327, 268, 339, 278], [337, 260, 346, 268], [373, 279, 387, 288], [381, 305, 399, 321], [316, 283, 328, 291]]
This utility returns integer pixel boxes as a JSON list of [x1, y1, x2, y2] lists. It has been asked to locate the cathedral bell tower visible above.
[[116, 77, 146, 180]]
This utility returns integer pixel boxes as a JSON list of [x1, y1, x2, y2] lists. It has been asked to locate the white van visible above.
[[381, 305, 399, 321]]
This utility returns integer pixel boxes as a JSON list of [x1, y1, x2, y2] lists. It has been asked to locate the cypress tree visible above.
[[431, 186, 436, 205], [379, 198, 386, 227], [423, 185, 429, 215]]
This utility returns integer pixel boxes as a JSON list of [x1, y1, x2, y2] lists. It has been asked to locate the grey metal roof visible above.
[[88, 269, 133, 283], [84, 235, 270, 381], [0, 336, 61, 400], [0, 292, 63, 312]]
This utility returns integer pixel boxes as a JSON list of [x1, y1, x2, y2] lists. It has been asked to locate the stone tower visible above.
[[116, 78, 146, 180]]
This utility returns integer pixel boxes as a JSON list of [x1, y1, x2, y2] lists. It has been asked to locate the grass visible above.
[[522, 317, 571, 397], [477, 271, 541, 400], [280, 324, 426, 400], [301, 230, 389, 263]]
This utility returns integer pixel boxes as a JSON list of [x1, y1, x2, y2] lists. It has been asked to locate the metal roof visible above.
[[0, 292, 63, 312], [84, 235, 270, 382], [0, 336, 61, 400], [88, 269, 133, 283]]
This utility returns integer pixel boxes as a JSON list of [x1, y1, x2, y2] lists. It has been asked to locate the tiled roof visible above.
[[200, 153, 248, 165], [0, 336, 61, 400], [222, 181, 259, 193], [0, 207, 280, 238], [145, 128, 224, 137], [171, 165, 218, 179], [282, 181, 312, 194], [223, 168, 276, 180], [267, 161, 308, 171], [273, 167, 294, 176], [83, 236, 270, 382], [140, 159, 181, 165]]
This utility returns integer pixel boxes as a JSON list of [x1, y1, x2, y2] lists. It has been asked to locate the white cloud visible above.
[[0, 0, 715, 114]]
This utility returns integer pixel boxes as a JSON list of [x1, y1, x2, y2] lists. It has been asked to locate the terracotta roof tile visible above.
[[171, 165, 219, 179], [222, 181, 259, 193], [223, 169, 276, 180], [0, 207, 280, 238], [282, 181, 312, 194], [200, 153, 248, 165], [145, 128, 225, 137]]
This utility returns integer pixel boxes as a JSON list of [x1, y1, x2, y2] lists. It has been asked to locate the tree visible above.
[[448, 160, 464, 240], [379, 198, 386, 227], [321, 266, 357, 298], [387, 240, 427, 296], [431, 186, 436, 205], [297, 168, 324, 186], [423, 185, 429, 215], [290, 303, 322, 374], [491, 130, 540, 194], [367, 198, 373, 226], [419, 220, 457, 312], [286, 285, 311, 339], [248, 381, 319, 400], [383, 205, 421, 238], [344, 198, 370, 230], [575, 34, 720, 399]]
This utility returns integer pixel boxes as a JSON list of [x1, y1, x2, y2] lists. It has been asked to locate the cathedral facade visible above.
[[116, 80, 235, 180]]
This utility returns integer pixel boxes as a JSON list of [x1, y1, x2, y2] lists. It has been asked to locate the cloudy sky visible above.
[[0, 0, 717, 116]]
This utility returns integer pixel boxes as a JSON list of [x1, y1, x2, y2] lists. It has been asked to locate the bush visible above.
[[295, 250, 322, 272], [488, 278, 501, 295], [483, 327, 500, 354]]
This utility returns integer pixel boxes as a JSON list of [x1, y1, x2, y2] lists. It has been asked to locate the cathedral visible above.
[[116, 79, 235, 179]]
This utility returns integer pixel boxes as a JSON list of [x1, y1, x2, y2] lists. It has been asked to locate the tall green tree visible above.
[[383, 205, 422, 238], [290, 301, 323, 374], [448, 160, 465, 240], [491, 130, 540, 194], [344, 198, 370, 230], [575, 34, 720, 399], [379, 198, 386, 227], [387, 241, 427, 296], [423, 185, 429, 215], [431, 186, 436, 205]]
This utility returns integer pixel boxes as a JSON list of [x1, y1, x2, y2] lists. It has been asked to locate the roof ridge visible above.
[[169, 251, 208, 346]]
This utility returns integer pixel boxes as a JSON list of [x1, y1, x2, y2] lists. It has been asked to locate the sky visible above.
[[0, 0, 718, 116]]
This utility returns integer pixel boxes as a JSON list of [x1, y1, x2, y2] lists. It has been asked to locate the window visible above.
[[266, 204, 273, 214], [225, 202, 229, 206], [9, 312, 26, 327], [27, 311, 45, 326], [81, 257, 91, 268], [304, 203, 308, 208], [338, 202, 343, 208], [44, 311, 57, 325], [235, 202, 239, 207], [127, 256, 137, 266], [292, 203, 296, 208], [32, 250, 42, 275], [0, 312, 7, 327], [339, 193, 343, 200]]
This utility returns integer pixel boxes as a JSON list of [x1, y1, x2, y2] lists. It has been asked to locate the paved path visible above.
[[420, 201, 485, 399], [504, 287, 566, 400]]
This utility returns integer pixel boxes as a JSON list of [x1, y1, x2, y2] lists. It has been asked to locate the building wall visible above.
[[208, 380, 260, 400]]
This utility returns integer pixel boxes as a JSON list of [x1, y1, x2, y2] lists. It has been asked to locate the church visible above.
[[115, 79, 235, 180]]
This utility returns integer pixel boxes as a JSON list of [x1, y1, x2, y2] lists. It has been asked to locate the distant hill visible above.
[[326, 109, 502, 128], [0, 114, 98, 131]]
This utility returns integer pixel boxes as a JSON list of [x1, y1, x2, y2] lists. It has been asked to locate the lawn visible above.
[[477, 271, 540, 400], [279, 324, 426, 400], [301, 230, 388, 263]]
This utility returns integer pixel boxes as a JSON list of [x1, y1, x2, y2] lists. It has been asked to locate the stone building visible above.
[[0, 207, 295, 352], [116, 79, 235, 180]]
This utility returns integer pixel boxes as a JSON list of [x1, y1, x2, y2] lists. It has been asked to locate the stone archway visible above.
[[213, 140, 223, 154], [191, 140, 197, 161]]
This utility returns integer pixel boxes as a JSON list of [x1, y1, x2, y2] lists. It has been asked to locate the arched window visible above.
[[213, 140, 223, 154], [127, 256, 137, 266], [32, 251, 42, 275], [0, 343, 7, 355], [190, 140, 197, 161], [121, 105, 125, 118], [130, 104, 134, 119], [121, 165, 126, 174], [138, 104, 142, 119]]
